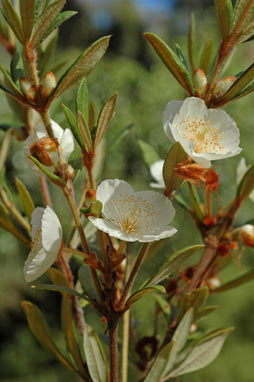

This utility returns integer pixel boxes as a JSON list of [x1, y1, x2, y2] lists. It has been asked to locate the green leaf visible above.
[[153, 293, 171, 316], [76, 79, 89, 123], [31, 0, 66, 47], [21, 301, 79, 375], [126, 285, 165, 307], [94, 92, 118, 149], [20, 0, 36, 39], [232, 0, 254, 43], [48, 269, 89, 378], [0, 129, 13, 172], [178, 287, 209, 321], [108, 123, 134, 153], [83, 324, 108, 382], [0, 64, 23, 97], [216, 62, 254, 104], [137, 139, 160, 168], [194, 305, 219, 321], [144, 341, 176, 382], [78, 265, 98, 302], [214, 0, 233, 40], [145, 245, 204, 287], [144, 32, 193, 94], [188, 13, 195, 71], [187, 183, 204, 220], [237, 165, 254, 201], [163, 142, 187, 197], [10, 52, 24, 84], [77, 111, 93, 153], [172, 308, 193, 355], [173, 193, 190, 211], [28, 155, 66, 186], [175, 43, 189, 71], [2, 0, 24, 43], [49, 35, 111, 102], [165, 328, 233, 378], [211, 270, 254, 293], [38, 30, 58, 74], [31, 283, 88, 300], [199, 40, 214, 74], [15, 178, 35, 220], [62, 104, 84, 150]]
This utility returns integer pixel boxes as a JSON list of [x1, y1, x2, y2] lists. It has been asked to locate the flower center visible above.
[[179, 115, 225, 154], [29, 228, 43, 259]]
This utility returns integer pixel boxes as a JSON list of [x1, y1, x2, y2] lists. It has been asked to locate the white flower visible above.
[[24, 119, 74, 172], [163, 97, 242, 168], [24, 206, 62, 282], [150, 160, 165, 189], [236, 158, 254, 203], [89, 179, 177, 242]]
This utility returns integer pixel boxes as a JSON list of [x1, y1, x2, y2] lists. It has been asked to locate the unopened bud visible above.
[[30, 137, 59, 166], [20, 77, 37, 103], [90, 200, 103, 217], [41, 71, 57, 100], [85, 189, 96, 203], [175, 160, 207, 186], [193, 68, 208, 97], [233, 224, 254, 248], [212, 76, 236, 97], [206, 277, 221, 290], [204, 168, 219, 192]]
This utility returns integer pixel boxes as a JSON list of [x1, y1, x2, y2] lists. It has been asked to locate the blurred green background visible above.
[[0, 0, 254, 381]]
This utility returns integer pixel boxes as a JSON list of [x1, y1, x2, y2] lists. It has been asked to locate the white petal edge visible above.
[[24, 247, 57, 282], [41, 206, 62, 253], [163, 100, 183, 141], [60, 128, 75, 160], [96, 179, 134, 207]]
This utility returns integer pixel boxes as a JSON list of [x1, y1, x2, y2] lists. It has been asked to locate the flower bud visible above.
[[206, 276, 221, 290], [175, 160, 207, 186], [30, 137, 59, 166], [85, 189, 96, 203], [41, 71, 57, 100], [212, 76, 236, 97], [193, 68, 208, 97], [204, 168, 219, 192], [233, 224, 254, 248], [20, 77, 37, 103]]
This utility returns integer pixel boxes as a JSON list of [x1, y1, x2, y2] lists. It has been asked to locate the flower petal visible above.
[[150, 160, 165, 188], [24, 246, 57, 282], [41, 206, 62, 253], [163, 100, 183, 141], [96, 179, 134, 208], [60, 128, 74, 160], [31, 207, 44, 238]]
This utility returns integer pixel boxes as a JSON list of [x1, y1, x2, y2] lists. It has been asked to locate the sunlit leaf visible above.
[[20, 0, 36, 40], [2, 0, 24, 43]]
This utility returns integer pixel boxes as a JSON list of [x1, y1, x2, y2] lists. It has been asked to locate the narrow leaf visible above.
[[31, 283, 88, 300], [144, 341, 176, 382], [144, 32, 193, 94], [0, 64, 23, 97], [94, 92, 118, 149], [21, 301, 79, 375], [31, 0, 66, 47], [166, 329, 233, 378], [76, 79, 89, 122], [237, 165, 254, 201], [172, 308, 193, 355], [78, 265, 98, 301], [188, 13, 195, 71], [15, 178, 35, 220], [214, 0, 233, 40], [199, 40, 214, 74], [49, 35, 111, 102], [232, 0, 254, 43], [20, 0, 36, 39], [163, 142, 187, 197], [77, 111, 93, 153], [194, 305, 219, 321], [126, 285, 165, 307], [145, 245, 204, 286], [83, 324, 108, 382], [138, 139, 160, 168], [108, 123, 133, 153], [2, 0, 24, 42], [62, 104, 84, 149], [216, 62, 254, 104], [211, 270, 254, 293], [40, 11, 77, 46], [28, 155, 66, 186], [10, 52, 24, 84]]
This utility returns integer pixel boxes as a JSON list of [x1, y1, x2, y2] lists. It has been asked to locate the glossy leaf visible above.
[[214, 0, 233, 40], [163, 142, 187, 197], [165, 328, 233, 378], [31, 0, 66, 47], [79, 265, 98, 302], [21, 301, 79, 375], [83, 324, 108, 382], [126, 285, 165, 307], [145, 244, 204, 287], [2, 0, 24, 43], [20, 0, 36, 39], [76, 79, 89, 122], [94, 92, 118, 149], [77, 111, 93, 153], [211, 270, 254, 293], [49, 35, 111, 102], [15, 178, 35, 220], [10, 52, 24, 84], [237, 165, 254, 201], [144, 32, 193, 94], [137, 139, 160, 168]]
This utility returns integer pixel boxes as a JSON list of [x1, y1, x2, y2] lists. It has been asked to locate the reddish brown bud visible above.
[[41, 71, 57, 100], [175, 160, 207, 186], [236, 225, 254, 248], [217, 242, 230, 257], [204, 168, 219, 192], [30, 137, 59, 166], [212, 76, 237, 98], [20, 78, 37, 103], [86, 189, 96, 202], [193, 68, 208, 97]]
